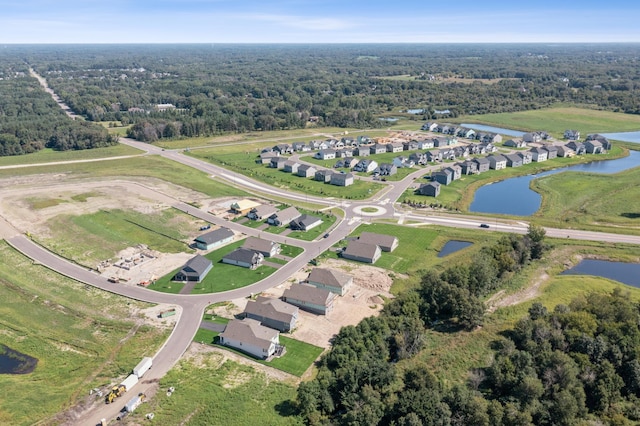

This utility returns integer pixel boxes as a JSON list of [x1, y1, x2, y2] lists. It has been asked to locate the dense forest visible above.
[[296, 228, 640, 425], [2, 43, 639, 146]]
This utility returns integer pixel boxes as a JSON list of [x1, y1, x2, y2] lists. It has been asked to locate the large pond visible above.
[[561, 259, 640, 288], [438, 240, 473, 257], [470, 150, 640, 216], [0, 344, 38, 374], [461, 123, 525, 137], [601, 131, 640, 144]]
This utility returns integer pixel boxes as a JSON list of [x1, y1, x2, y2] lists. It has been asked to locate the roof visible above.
[[473, 157, 490, 164], [244, 296, 298, 323], [181, 254, 212, 276], [223, 247, 262, 264], [283, 284, 335, 306], [219, 318, 278, 351], [291, 214, 322, 229], [195, 227, 234, 245], [242, 236, 279, 253], [231, 199, 261, 211], [342, 240, 381, 260], [307, 268, 352, 289], [358, 232, 397, 250], [249, 204, 277, 218], [271, 206, 301, 223]]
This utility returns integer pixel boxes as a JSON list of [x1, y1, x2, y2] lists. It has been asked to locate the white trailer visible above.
[[120, 373, 139, 391], [124, 393, 146, 412], [133, 357, 153, 378]]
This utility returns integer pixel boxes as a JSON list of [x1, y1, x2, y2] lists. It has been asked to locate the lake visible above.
[[469, 150, 640, 216], [437, 240, 473, 257], [601, 131, 640, 144], [461, 123, 525, 137], [0, 344, 38, 374], [561, 259, 640, 288]]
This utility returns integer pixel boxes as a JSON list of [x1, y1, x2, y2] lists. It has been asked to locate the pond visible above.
[[0, 344, 38, 374], [437, 240, 473, 257], [601, 131, 640, 144], [461, 123, 525, 137], [469, 150, 640, 216], [560, 259, 640, 288], [406, 109, 425, 114], [379, 117, 399, 122]]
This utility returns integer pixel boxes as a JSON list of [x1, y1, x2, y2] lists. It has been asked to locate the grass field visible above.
[[39, 208, 195, 268], [125, 351, 303, 425], [0, 144, 143, 167], [0, 241, 167, 426], [457, 106, 640, 137]]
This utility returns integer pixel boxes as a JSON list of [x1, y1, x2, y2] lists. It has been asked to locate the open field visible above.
[[458, 106, 640, 137], [0, 144, 142, 167], [0, 241, 168, 426]]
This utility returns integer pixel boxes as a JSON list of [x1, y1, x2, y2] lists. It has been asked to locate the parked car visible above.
[[480, 223, 490, 228], [323, 233, 330, 238]]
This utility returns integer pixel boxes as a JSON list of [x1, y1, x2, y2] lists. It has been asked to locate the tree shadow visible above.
[[274, 399, 299, 418], [620, 213, 640, 219]]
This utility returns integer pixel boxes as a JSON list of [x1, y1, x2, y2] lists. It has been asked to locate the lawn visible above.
[[39, 208, 194, 268], [457, 106, 640, 138], [0, 144, 143, 167], [0, 241, 167, 426], [262, 209, 338, 241]]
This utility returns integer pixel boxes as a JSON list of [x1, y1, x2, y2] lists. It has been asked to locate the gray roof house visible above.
[[270, 157, 288, 170], [282, 284, 336, 315], [409, 152, 428, 166], [517, 151, 533, 164], [258, 151, 279, 164], [585, 134, 611, 150], [243, 296, 298, 332], [370, 144, 387, 155], [306, 268, 354, 296], [417, 182, 441, 197], [341, 240, 382, 264], [358, 232, 399, 252], [584, 140, 604, 154], [421, 122, 438, 131], [529, 147, 548, 162], [330, 172, 354, 187], [283, 161, 300, 174], [544, 145, 558, 159], [247, 205, 278, 221], [504, 153, 523, 167], [522, 132, 543, 143], [267, 206, 301, 227], [315, 169, 334, 183], [315, 149, 337, 160], [219, 318, 281, 360], [503, 139, 526, 148], [375, 163, 397, 176], [194, 227, 235, 250], [386, 142, 404, 153], [417, 139, 435, 150], [472, 157, 491, 173], [290, 214, 323, 231], [431, 169, 453, 185], [354, 159, 378, 173], [242, 236, 281, 258], [354, 146, 370, 157], [297, 164, 317, 178], [556, 145, 575, 158], [487, 154, 507, 170], [564, 130, 580, 140], [443, 165, 462, 181], [566, 141, 586, 155], [458, 160, 478, 175], [222, 248, 264, 269], [173, 255, 213, 282]]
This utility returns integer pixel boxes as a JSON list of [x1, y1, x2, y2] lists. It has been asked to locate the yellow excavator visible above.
[[105, 385, 125, 404]]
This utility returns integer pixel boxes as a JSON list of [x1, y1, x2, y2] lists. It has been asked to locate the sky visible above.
[[1, 0, 640, 44]]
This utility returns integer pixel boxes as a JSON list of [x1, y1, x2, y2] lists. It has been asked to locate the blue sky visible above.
[[1, 0, 639, 43]]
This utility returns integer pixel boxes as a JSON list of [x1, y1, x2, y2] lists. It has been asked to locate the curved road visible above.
[[5, 78, 640, 423]]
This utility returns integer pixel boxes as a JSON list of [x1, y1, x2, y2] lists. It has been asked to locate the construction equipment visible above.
[[158, 308, 177, 318], [105, 384, 125, 404]]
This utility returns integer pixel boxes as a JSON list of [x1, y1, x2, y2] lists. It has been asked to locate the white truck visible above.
[[121, 373, 139, 391], [133, 357, 153, 378]]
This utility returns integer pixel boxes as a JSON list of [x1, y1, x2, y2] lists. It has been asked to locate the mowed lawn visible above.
[[0, 144, 143, 167], [0, 242, 167, 426]]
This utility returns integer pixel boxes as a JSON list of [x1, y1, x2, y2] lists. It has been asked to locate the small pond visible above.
[[470, 150, 640, 216], [461, 123, 525, 137], [0, 344, 38, 374], [560, 259, 640, 288], [379, 117, 399, 122], [406, 109, 425, 114], [438, 240, 473, 257], [601, 131, 640, 144]]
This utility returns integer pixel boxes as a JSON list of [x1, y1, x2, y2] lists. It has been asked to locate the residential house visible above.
[[409, 152, 428, 166], [556, 145, 575, 158], [337, 147, 354, 157], [393, 156, 415, 168], [297, 164, 317, 178], [564, 129, 580, 140], [517, 151, 533, 164], [290, 214, 323, 231], [231, 199, 261, 215], [426, 150, 443, 162], [315, 169, 334, 183], [458, 160, 478, 175], [341, 240, 382, 264], [585, 134, 612, 150], [358, 232, 399, 252], [437, 124, 451, 134], [417, 139, 435, 150], [306, 268, 353, 296], [282, 284, 336, 315], [544, 145, 558, 159], [432, 137, 450, 147], [584, 140, 604, 154], [243, 296, 298, 332], [468, 143, 486, 155], [458, 128, 476, 139], [353, 159, 378, 173], [444, 164, 462, 181], [480, 142, 497, 153], [566, 141, 586, 155], [421, 122, 438, 131], [330, 172, 354, 187], [487, 154, 507, 170], [291, 142, 310, 152], [374, 163, 397, 176], [472, 157, 491, 173], [283, 161, 300, 174], [482, 133, 502, 144], [258, 151, 279, 164], [529, 147, 548, 162], [354, 146, 370, 157], [267, 206, 301, 227], [403, 140, 419, 151], [417, 182, 441, 197], [453, 146, 469, 158], [431, 169, 453, 185], [194, 227, 234, 250], [386, 142, 404, 153], [219, 318, 280, 359], [173, 255, 213, 282], [357, 135, 373, 145], [242, 237, 280, 258], [341, 157, 359, 169], [314, 149, 336, 160], [270, 157, 288, 170], [222, 248, 264, 269], [504, 153, 523, 168], [370, 144, 387, 155], [522, 133, 540, 143], [273, 144, 292, 155], [503, 139, 526, 148], [247, 205, 278, 221]]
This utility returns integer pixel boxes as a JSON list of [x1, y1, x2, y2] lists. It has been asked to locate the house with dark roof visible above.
[[258, 151, 279, 164], [354, 146, 370, 157], [504, 154, 523, 168], [517, 151, 533, 164], [503, 139, 526, 148], [219, 318, 281, 359], [306, 268, 354, 296], [194, 227, 235, 250], [431, 169, 453, 185], [283, 160, 300, 174], [341, 240, 382, 264], [315, 169, 334, 183], [273, 144, 292, 155], [247, 205, 278, 221], [403, 140, 419, 151], [584, 140, 604, 154], [564, 129, 580, 140], [282, 284, 336, 315], [354, 159, 378, 173], [488, 154, 507, 170], [421, 122, 438, 131], [458, 160, 478, 175], [417, 182, 441, 197], [243, 296, 298, 332], [417, 139, 435, 150], [358, 232, 398, 252], [222, 248, 264, 269], [270, 157, 288, 170], [315, 149, 337, 160], [522, 132, 542, 144], [374, 163, 398, 176], [472, 157, 490, 173], [267, 206, 301, 227], [426, 150, 443, 162], [443, 165, 462, 181], [409, 152, 428, 166], [370, 144, 387, 155], [242, 237, 281, 257], [544, 145, 558, 159], [386, 142, 404, 153], [290, 214, 323, 231], [585, 134, 611, 150], [530, 147, 548, 162], [330, 172, 354, 187], [173, 255, 213, 282], [566, 141, 586, 155], [556, 145, 575, 158], [297, 164, 317, 178]]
